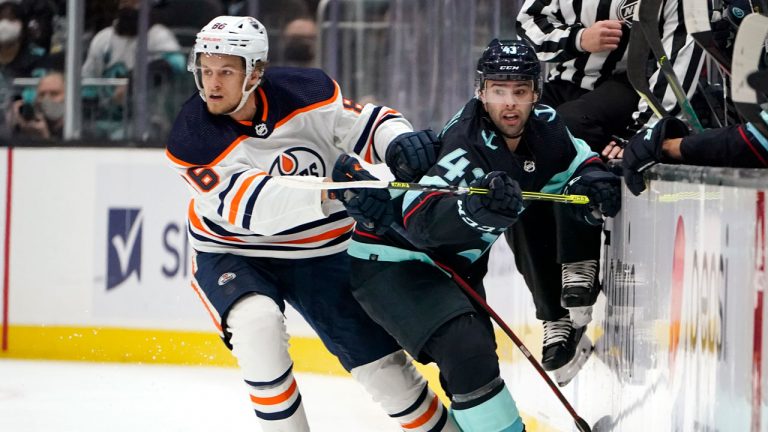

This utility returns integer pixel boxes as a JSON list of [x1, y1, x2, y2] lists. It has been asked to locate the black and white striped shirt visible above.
[[517, 0, 704, 128]]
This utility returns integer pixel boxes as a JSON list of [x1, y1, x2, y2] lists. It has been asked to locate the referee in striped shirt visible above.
[[517, 0, 704, 144]]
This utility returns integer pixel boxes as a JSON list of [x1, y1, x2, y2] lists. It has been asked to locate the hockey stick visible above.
[[683, 0, 733, 71], [627, 17, 669, 119], [271, 176, 591, 204], [433, 261, 592, 432], [636, 0, 706, 132], [731, 13, 768, 138]]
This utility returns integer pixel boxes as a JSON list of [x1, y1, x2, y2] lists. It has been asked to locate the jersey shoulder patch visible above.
[[166, 93, 243, 166]]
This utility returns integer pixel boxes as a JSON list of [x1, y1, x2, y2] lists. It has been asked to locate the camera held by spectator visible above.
[[8, 71, 65, 140]]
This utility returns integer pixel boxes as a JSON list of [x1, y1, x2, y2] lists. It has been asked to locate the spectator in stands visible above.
[[280, 17, 317, 68], [0, 0, 45, 79], [0, 0, 47, 137], [21, 0, 62, 54], [7, 70, 64, 140], [82, 0, 184, 102], [81, 0, 184, 139]]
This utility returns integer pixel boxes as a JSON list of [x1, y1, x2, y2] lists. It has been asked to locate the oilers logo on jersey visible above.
[[269, 147, 326, 177]]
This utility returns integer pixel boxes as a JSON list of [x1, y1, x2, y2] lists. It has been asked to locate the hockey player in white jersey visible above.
[[166, 16, 457, 432]]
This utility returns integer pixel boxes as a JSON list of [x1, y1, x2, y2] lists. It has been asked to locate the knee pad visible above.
[[451, 380, 524, 432], [227, 294, 291, 382], [352, 350, 460, 432], [425, 315, 500, 396]]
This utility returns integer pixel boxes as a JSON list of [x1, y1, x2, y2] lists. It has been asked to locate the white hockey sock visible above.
[[352, 350, 459, 431], [245, 368, 308, 432], [228, 295, 308, 431]]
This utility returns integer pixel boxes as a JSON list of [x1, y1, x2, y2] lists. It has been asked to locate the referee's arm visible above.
[[516, 0, 585, 63]]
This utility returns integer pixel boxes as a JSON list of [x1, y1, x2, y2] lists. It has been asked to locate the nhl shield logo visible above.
[[523, 160, 536, 172], [617, 0, 639, 24], [254, 123, 269, 136]]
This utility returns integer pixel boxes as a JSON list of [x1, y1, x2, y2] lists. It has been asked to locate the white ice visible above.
[[0, 359, 398, 432]]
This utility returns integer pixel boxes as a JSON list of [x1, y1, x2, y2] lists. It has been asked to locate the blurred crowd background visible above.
[[0, 0, 521, 145]]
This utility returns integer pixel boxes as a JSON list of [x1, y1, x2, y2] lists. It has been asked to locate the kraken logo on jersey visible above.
[[106, 208, 143, 290], [617, 0, 639, 24], [269, 147, 326, 177]]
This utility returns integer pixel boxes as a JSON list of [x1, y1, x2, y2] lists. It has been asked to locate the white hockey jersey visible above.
[[166, 67, 412, 258]]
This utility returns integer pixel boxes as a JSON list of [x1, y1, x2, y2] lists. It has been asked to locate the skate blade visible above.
[[552, 333, 593, 387]]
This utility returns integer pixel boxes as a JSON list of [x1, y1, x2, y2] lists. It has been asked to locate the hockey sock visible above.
[[227, 295, 308, 431], [351, 350, 459, 431], [245, 367, 308, 431], [451, 379, 524, 432]]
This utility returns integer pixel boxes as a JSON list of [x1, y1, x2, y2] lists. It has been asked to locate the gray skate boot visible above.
[[561, 260, 599, 328], [541, 316, 593, 387]]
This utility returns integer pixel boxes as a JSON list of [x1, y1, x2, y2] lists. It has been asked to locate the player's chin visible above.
[[206, 102, 234, 115]]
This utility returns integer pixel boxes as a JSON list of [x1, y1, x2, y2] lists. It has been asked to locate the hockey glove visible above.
[[622, 116, 689, 196], [458, 171, 523, 231], [332, 154, 394, 235], [385, 129, 441, 182], [564, 170, 621, 226]]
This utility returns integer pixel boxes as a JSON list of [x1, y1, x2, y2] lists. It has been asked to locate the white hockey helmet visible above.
[[188, 15, 269, 114]]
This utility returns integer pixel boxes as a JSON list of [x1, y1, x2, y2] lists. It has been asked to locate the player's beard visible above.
[[493, 108, 529, 139]]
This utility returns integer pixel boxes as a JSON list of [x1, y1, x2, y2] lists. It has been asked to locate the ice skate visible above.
[[541, 316, 593, 387], [561, 260, 599, 328]]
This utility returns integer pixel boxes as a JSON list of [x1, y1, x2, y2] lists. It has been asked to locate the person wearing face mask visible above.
[[8, 70, 64, 140], [81, 0, 183, 99], [280, 17, 317, 68], [0, 0, 48, 138]]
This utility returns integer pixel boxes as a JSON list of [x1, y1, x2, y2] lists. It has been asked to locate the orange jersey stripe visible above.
[[275, 82, 340, 129], [190, 280, 222, 333], [166, 134, 250, 168], [188, 200, 243, 243], [227, 173, 266, 225], [257, 87, 269, 122], [250, 378, 298, 405], [401, 395, 439, 429], [274, 223, 354, 245]]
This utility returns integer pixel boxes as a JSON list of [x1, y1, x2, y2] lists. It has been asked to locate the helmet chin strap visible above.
[[223, 77, 261, 116]]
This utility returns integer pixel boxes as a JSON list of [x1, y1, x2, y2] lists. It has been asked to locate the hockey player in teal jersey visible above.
[[331, 39, 621, 431]]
